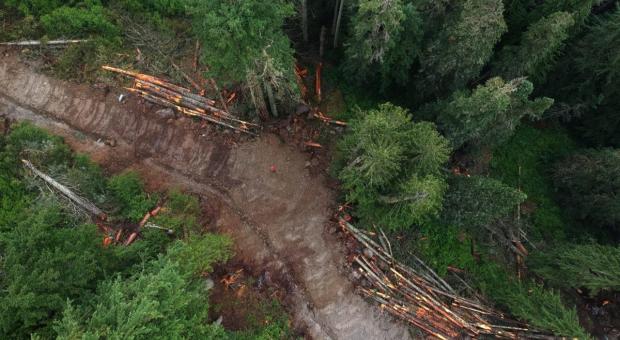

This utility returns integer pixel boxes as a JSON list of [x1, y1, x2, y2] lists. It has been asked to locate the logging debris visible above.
[[22, 159, 172, 246], [101, 65, 259, 135], [339, 219, 555, 339]]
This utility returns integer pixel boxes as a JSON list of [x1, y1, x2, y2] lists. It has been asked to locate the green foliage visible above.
[[166, 235, 233, 276], [3, 0, 65, 16], [113, 0, 185, 17], [392, 219, 589, 338], [502, 0, 594, 44], [54, 253, 228, 340], [548, 6, 620, 145], [152, 189, 202, 237], [432, 77, 553, 149], [553, 148, 620, 230], [475, 264, 590, 338], [229, 299, 293, 340], [490, 125, 577, 241], [418, 0, 507, 95], [1, 122, 73, 174], [0, 124, 254, 339], [393, 222, 476, 277], [529, 244, 620, 296], [185, 0, 296, 91], [441, 175, 526, 232], [343, 0, 423, 88], [107, 172, 157, 222], [0, 203, 107, 339], [337, 103, 450, 230], [493, 11, 575, 84], [40, 5, 119, 38]]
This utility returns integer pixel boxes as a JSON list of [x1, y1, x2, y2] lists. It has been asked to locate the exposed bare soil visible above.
[[0, 49, 411, 339]]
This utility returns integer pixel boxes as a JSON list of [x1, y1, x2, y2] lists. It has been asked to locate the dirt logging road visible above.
[[0, 55, 411, 339]]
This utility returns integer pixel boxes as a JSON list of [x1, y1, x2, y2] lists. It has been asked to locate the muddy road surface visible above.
[[0, 55, 411, 339]]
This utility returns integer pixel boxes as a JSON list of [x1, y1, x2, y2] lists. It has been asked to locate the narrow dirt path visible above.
[[0, 55, 411, 340]]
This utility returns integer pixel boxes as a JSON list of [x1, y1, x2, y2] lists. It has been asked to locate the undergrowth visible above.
[[490, 124, 577, 242]]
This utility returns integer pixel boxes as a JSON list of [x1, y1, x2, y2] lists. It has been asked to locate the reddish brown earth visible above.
[[0, 50, 411, 339]]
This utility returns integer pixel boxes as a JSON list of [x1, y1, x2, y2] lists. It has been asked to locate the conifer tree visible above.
[[431, 77, 553, 149], [417, 0, 506, 95], [337, 103, 451, 230], [441, 175, 526, 232], [493, 11, 575, 84], [185, 0, 298, 111], [529, 244, 620, 296], [549, 7, 620, 145], [344, 0, 423, 87], [553, 148, 620, 230]]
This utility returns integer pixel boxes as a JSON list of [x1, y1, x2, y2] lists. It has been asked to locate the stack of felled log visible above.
[[102, 65, 259, 135], [340, 219, 553, 339]]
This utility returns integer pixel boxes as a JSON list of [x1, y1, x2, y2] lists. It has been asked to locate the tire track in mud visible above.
[[0, 55, 411, 340]]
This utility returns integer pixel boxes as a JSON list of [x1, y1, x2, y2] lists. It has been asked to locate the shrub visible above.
[[40, 5, 119, 38], [107, 171, 157, 222]]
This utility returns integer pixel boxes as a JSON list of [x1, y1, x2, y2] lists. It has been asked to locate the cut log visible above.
[[0, 39, 88, 46], [22, 159, 106, 219]]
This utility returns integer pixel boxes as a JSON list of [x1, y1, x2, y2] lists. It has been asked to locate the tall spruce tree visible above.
[[337, 103, 451, 230], [417, 0, 506, 96], [493, 11, 575, 84], [553, 148, 620, 231], [344, 0, 423, 87], [430, 77, 553, 149]]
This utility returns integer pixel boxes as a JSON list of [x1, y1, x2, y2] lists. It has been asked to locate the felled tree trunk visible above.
[[22, 159, 106, 220]]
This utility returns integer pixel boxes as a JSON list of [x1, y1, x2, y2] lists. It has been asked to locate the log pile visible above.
[[102, 65, 259, 135], [340, 219, 552, 339]]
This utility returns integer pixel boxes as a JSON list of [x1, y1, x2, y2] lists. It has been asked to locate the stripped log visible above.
[[0, 39, 88, 46], [22, 159, 106, 220]]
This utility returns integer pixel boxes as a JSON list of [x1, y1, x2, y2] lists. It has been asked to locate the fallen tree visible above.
[[22, 159, 106, 220]]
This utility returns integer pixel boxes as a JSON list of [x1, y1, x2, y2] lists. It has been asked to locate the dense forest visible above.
[[1, 0, 620, 338]]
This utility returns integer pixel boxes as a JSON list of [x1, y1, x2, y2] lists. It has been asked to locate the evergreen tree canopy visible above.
[[418, 0, 506, 95], [344, 0, 423, 87], [493, 11, 575, 84], [548, 6, 620, 145], [441, 175, 526, 232], [503, 0, 595, 44], [529, 244, 620, 296], [337, 103, 450, 230], [432, 77, 553, 149], [185, 0, 297, 92], [553, 148, 620, 231], [54, 238, 231, 339]]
